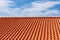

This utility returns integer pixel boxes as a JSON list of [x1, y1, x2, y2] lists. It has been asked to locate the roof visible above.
[[0, 17, 60, 40]]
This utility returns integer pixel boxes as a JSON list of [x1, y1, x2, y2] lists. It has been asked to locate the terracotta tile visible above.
[[0, 17, 60, 40]]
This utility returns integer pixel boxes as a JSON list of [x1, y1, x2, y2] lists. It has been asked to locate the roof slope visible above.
[[0, 17, 60, 40]]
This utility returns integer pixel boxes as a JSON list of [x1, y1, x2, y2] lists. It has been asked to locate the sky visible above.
[[0, 0, 60, 17]]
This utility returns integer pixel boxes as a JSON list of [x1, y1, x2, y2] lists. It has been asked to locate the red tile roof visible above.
[[0, 17, 60, 40]]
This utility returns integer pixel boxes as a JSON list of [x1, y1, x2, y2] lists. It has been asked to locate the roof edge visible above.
[[0, 16, 60, 18]]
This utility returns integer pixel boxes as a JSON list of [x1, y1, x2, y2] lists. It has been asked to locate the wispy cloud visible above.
[[0, 0, 60, 17], [15, 1, 60, 16], [0, 0, 15, 15]]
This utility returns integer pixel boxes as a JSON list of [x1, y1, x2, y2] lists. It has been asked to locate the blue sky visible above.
[[0, 0, 60, 17]]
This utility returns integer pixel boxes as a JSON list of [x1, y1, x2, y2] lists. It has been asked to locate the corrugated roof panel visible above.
[[0, 17, 60, 40]]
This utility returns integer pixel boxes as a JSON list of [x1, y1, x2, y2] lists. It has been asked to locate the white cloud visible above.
[[0, 0, 60, 17], [45, 10, 60, 14], [31, 1, 60, 10], [17, 1, 60, 16], [0, 0, 15, 14], [0, 0, 14, 6]]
